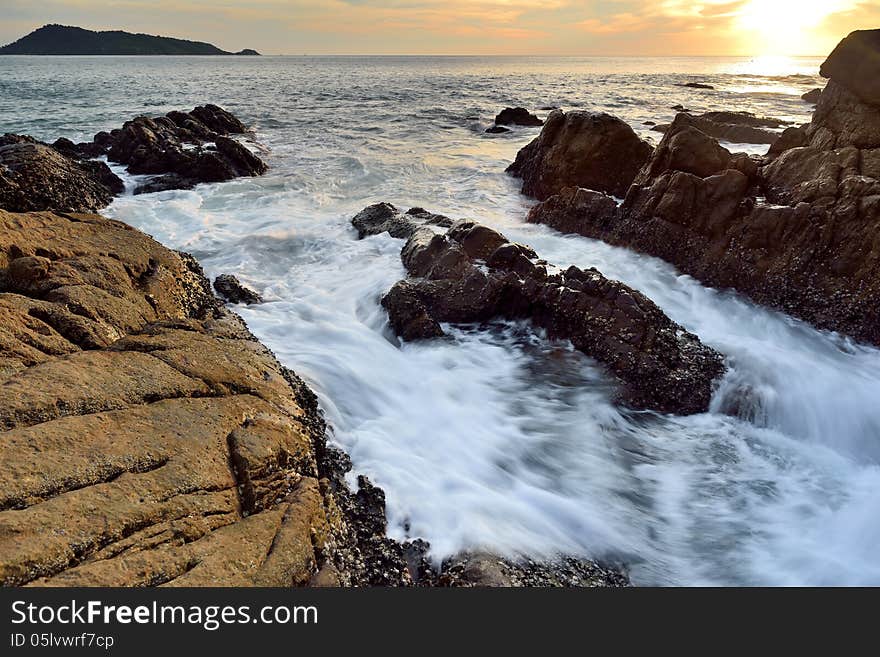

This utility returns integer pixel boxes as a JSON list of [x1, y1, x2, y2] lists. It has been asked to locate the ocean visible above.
[[2, 54, 878, 585]]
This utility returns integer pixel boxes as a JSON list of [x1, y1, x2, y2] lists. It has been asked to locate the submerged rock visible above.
[[653, 110, 785, 144], [507, 109, 653, 200], [802, 88, 822, 104], [213, 274, 263, 305], [485, 125, 512, 134], [524, 29, 880, 346], [360, 206, 724, 415], [0, 135, 123, 212], [678, 82, 714, 90], [494, 107, 544, 127]]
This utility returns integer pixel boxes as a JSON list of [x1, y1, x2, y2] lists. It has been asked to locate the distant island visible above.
[[0, 24, 260, 56]]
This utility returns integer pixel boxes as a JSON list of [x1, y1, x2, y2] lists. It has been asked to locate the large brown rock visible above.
[[525, 40, 880, 347], [369, 209, 724, 415], [507, 110, 653, 200], [820, 29, 880, 107], [0, 209, 410, 587], [0, 135, 122, 213]]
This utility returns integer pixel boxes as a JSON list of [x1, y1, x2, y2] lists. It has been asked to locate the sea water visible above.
[[3, 54, 878, 585]]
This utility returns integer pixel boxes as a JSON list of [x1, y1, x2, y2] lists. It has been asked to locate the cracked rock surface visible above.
[[0, 209, 408, 587]]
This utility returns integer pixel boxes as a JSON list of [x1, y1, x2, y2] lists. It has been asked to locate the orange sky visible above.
[[2, 1, 878, 55]]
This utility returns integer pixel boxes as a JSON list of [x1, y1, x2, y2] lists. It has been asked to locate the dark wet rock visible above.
[[485, 125, 512, 134], [77, 104, 267, 192], [0, 135, 123, 212], [671, 104, 690, 112], [638, 114, 759, 181], [524, 33, 880, 347], [494, 107, 544, 127], [643, 120, 656, 126], [405, 543, 628, 587], [539, 105, 559, 111], [806, 78, 880, 149], [352, 202, 420, 239], [365, 207, 724, 415], [507, 109, 653, 201], [133, 173, 195, 195], [213, 274, 263, 305], [819, 28, 880, 107], [766, 124, 809, 159], [351, 202, 452, 239], [382, 281, 445, 340], [527, 187, 620, 236], [678, 82, 714, 90], [653, 110, 784, 144], [802, 88, 822, 104]]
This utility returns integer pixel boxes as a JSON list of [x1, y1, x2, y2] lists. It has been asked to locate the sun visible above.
[[735, 0, 855, 55]]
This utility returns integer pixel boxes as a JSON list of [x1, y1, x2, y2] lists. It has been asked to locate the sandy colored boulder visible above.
[[0, 209, 408, 587]]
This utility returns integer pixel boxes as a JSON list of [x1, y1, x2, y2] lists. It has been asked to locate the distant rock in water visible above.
[[0, 134, 122, 213], [1, 105, 266, 210], [485, 125, 512, 134], [0, 24, 258, 55], [507, 110, 653, 200], [523, 28, 880, 347], [83, 104, 268, 194], [494, 107, 544, 127], [356, 203, 725, 415], [678, 82, 715, 90], [235, 49, 261, 56], [802, 88, 822, 104], [213, 274, 263, 305], [652, 110, 785, 144]]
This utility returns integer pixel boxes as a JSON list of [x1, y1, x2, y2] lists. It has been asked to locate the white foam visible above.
[[98, 56, 880, 585]]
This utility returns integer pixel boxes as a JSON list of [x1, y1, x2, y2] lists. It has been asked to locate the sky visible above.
[[1, 0, 878, 56]]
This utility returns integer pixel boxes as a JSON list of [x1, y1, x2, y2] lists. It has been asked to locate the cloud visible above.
[[0, 0, 876, 55]]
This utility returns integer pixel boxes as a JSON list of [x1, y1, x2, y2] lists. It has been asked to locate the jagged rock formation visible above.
[[67, 104, 268, 195], [507, 110, 653, 200], [525, 29, 880, 347], [0, 135, 122, 213], [1, 106, 267, 214], [355, 203, 724, 415]]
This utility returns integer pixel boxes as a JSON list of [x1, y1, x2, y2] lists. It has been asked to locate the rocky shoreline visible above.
[[0, 106, 626, 586], [518, 29, 880, 348], [4, 29, 873, 587]]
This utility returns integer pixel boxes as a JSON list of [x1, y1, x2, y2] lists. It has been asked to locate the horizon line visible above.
[[0, 52, 828, 58]]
